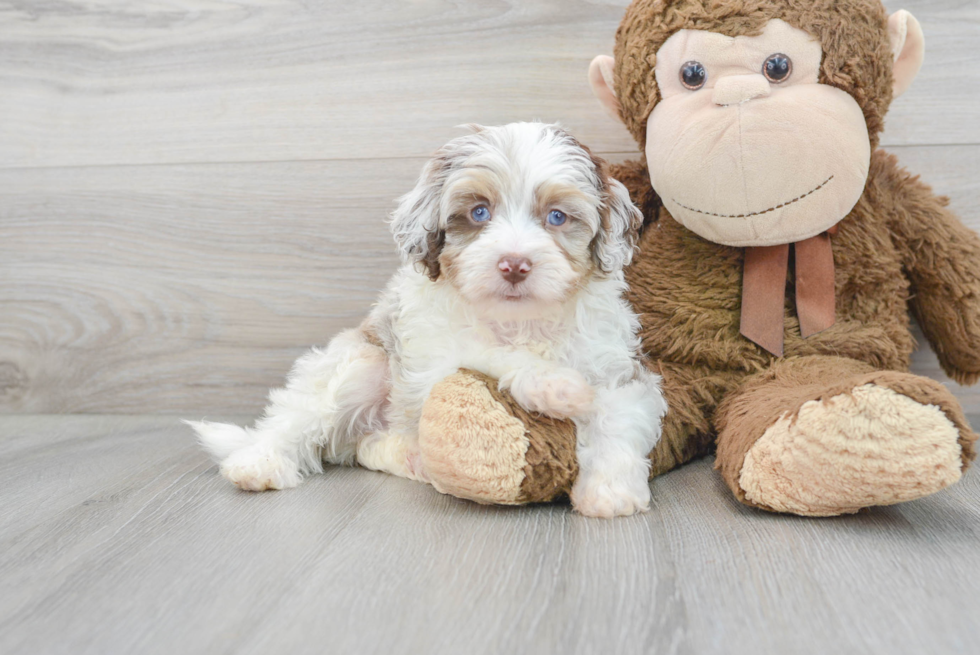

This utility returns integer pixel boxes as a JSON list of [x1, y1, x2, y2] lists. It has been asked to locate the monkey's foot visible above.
[[739, 384, 964, 516], [419, 370, 578, 505]]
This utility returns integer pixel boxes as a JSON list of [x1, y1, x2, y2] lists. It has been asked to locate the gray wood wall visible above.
[[1, 0, 978, 416]]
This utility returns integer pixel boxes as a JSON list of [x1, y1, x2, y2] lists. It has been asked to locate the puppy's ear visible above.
[[592, 175, 643, 274], [390, 154, 449, 280], [556, 132, 643, 275]]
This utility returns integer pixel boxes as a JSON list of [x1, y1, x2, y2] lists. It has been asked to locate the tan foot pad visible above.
[[419, 370, 577, 505], [739, 384, 963, 516], [419, 372, 529, 504]]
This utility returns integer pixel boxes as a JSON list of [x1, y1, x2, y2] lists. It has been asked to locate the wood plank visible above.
[[0, 414, 978, 655], [0, 158, 407, 414], [881, 0, 980, 147], [0, 0, 976, 170], [2, 145, 978, 415]]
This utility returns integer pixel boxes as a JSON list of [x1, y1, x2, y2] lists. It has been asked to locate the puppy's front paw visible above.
[[570, 462, 651, 518], [220, 445, 300, 491], [509, 366, 594, 418]]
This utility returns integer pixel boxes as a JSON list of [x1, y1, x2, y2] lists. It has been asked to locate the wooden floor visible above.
[[3, 0, 980, 653], [1, 414, 979, 655]]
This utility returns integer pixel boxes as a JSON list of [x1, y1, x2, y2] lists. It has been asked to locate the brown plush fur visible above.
[[476, 371, 579, 502], [605, 3, 980, 506], [714, 357, 977, 509], [613, 145, 980, 502], [418, 0, 980, 515], [420, 369, 578, 503], [871, 155, 980, 386], [614, 0, 894, 149], [645, 360, 743, 477], [598, 0, 980, 503]]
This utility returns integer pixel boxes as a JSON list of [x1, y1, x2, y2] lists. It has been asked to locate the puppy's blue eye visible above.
[[470, 205, 491, 223], [547, 210, 567, 226]]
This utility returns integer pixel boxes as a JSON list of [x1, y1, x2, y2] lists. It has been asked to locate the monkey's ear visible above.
[[888, 10, 925, 98], [589, 55, 623, 123]]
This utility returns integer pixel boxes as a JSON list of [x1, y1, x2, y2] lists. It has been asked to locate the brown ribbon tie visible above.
[[740, 229, 837, 357]]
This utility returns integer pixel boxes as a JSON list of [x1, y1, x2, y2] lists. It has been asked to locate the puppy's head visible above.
[[390, 123, 641, 316]]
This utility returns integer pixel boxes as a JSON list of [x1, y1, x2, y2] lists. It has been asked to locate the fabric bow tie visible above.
[[739, 227, 837, 357]]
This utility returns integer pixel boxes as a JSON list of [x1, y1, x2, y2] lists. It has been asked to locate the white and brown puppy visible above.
[[189, 122, 667, 517]]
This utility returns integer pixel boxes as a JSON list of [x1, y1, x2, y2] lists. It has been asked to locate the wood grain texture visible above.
[[3, 3, 979, 653], [0, 0, 977, 171], [1, 0, 979, 415], [2, 146, 978, 414], [0, 158, 405, 413], [1, 414, 978, 655]]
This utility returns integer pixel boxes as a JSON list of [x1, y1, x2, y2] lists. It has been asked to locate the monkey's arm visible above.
[[875, 150, 980, 385]]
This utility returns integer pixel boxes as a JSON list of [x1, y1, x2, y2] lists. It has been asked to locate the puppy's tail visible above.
[[184, 420, 254, 463]]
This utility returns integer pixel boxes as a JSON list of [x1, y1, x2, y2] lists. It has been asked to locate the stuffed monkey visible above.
[[417, 0, 980, 516]]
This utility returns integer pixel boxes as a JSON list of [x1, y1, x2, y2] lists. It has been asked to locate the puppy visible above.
[[189, 122, 667, 517]]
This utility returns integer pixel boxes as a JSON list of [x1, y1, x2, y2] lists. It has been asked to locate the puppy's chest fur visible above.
[[405, 304, 571, 366], [477, 319, 568, 360], [374, 268, 573, 371]]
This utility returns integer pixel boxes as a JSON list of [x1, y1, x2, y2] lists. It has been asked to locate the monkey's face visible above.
[[645, 19, 870, 247]]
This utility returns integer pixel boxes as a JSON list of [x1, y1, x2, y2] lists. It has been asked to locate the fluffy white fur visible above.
[[188, 122, 668, 518]]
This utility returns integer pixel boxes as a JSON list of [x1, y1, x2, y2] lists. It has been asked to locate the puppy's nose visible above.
[[498, 255, 532, 284]]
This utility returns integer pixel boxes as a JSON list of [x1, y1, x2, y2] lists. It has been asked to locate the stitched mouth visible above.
[[671, 175, 834, 219]]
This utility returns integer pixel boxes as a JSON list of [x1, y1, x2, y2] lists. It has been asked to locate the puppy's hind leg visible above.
[[188, 327, 390, 491], [357, 431, 428, 482]]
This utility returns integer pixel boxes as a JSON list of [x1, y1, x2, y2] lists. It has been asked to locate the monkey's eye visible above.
[[763, 54, 792, 83], [679, 61, 706, 90], [470, 205, 491, 223], [547, 210, 567, 227]]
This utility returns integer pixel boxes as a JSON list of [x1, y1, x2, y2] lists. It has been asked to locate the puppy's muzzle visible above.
[[498, 255, 532, 284]]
